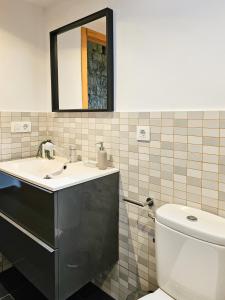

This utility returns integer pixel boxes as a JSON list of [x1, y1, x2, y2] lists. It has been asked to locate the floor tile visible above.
[[0, 268, 114, 300], [0, 268, 27, 293], [0, 283, 9, 298], [11, 282, 47, 300], [69, 282, 114, 300], [1, 295, 15, 300]]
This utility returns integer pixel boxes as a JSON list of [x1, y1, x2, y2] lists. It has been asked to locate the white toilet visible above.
[[140, 204, 225, 300]]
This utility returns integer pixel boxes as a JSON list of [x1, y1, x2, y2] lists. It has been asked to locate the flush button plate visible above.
[[187, 215, 198, 222]]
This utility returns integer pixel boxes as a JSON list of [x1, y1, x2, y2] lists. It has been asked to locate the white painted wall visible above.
[[45, 0, 225, 111], [1, 0, 225, 112], [0, 0, 46, 111], [58, 28, 82, 109], [87, 18, 106, 35]]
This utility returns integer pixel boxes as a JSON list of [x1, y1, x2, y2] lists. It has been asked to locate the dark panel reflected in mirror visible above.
[[50, 8, 113, 112]]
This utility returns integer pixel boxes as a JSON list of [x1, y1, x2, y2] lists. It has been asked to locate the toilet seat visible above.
[[139, 289, 173, 300]]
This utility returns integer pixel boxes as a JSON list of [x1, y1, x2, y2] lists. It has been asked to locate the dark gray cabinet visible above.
[[0, 171, 119, 300]]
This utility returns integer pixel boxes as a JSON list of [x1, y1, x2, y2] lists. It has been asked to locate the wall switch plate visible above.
[[136, 126, 150, 142], [11, 121, 32, 133]]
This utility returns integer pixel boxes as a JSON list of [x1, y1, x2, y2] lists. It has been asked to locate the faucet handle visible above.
[[96, 142, 104, 150], [43, 141, 55, 159]]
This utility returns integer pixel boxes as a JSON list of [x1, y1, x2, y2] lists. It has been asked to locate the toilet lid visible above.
[[139, 289, 173, 300]]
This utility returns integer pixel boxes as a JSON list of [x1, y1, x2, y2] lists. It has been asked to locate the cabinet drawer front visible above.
[[0, 171, 56, 247], [0, 214, 58, 300]]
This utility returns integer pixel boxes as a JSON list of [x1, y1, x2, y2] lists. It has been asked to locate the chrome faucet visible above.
[[36, 140, 55, 160]]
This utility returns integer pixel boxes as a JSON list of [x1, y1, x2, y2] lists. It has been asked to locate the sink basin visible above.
[[0, 157, 118, 191], [1, 157, 68, 178]]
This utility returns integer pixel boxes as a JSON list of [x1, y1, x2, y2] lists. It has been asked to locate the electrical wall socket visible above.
[[136, 126, 150, 142], [11, 122, 32, 133]]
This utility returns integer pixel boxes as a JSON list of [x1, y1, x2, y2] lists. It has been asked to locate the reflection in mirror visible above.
[[50, 8, 113, 112], [57, 17, 107, 110]]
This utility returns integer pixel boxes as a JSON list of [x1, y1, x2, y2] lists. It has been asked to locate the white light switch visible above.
[[136, 126, 150, 142], [11, 122, 32, 133]]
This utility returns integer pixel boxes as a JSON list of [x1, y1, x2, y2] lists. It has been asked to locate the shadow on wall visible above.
[[94, 199, 157, 300], [0, 0, 45, 49]]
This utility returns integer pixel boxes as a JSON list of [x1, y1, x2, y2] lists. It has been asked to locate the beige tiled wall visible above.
[[48, 111, 225, 299], [0, 112, 48, 161], [48, 111, 225, 216], [1, 110, 225, 299]]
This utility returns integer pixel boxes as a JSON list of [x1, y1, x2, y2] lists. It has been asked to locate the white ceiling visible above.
[[24, 0, 60, 8]]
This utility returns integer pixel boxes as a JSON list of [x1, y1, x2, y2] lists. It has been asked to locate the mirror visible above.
[[50, 8, 113, 112]]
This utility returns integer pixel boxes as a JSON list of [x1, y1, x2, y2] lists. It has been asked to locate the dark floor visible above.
[[0, 268, 114, 300]]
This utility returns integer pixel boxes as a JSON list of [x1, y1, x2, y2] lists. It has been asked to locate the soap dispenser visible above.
[[96, 142, 108, 170]]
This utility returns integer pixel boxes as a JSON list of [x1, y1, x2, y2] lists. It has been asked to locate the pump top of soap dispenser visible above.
[[96, 142, 107, 170], [96, 142, 104, 150]]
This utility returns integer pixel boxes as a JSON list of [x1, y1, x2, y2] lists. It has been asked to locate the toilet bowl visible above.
[[139, 204, 225, 300], [139, 288, 173, 299]]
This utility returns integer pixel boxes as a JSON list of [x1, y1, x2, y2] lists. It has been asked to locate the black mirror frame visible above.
[[50, 8, 114, 112]]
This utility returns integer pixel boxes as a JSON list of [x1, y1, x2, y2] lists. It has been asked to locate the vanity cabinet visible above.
[[0, 171, 119, 300]]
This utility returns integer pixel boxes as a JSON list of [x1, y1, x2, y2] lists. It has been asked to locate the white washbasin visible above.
[[0, 157, 119, 191]]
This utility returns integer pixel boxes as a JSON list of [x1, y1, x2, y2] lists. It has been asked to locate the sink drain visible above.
[[43, 175, 52, 179]]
